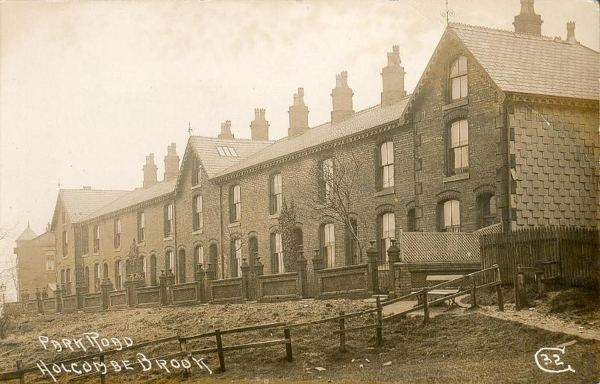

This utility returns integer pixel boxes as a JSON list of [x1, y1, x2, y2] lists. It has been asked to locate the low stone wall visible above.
[[394, 261, 482, 296], [83, 292, 102, 310], [316, 264, 369, 299], [257, 272, 301, 302], [109, 290, 127, 308], [62, 295, 78, 313], [136, 286, 161, 307], [171, 282, 200, 305], [210, 277, 243, 303], [42, 298, 56, 313]]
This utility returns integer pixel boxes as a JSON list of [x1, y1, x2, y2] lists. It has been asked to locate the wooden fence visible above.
[[480, 227, 599, 289]]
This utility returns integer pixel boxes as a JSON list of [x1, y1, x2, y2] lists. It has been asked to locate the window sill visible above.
[[137, 242, 146, 247], [82, 253, 89, 258], [228, 222, 241, 228], [443, 172, 470, 183], [191, 184, 202, 190], [163, 236, 174, 242], [114, 247, 121, 252], [374, 187, 395, 197], [442, 98, 468, 111], [268, 213, 280, 220], [93, 252, 100, 256], [192, 229, 203, 235]]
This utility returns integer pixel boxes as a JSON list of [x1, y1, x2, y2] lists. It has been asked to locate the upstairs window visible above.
[[379, 212, 395, 262], [194, 245, 204, 267], [230, 184, 241, 222], [165, 250, 175, 272], [193, 195, 203, 231], [438, 200, 461, 232], [320, 158, 334, 202], [270, 232, 284, 274], [62, 230, 68, 256], [164, 203, 174, 238], [450, 55, 468, 100], [192, 157, 202, 186], [448, 120, 469, 175], [93, 225, 100, 253], [81, 227, 89, 255], [378, 141, 394, 190], [269, 173, 282, 215], [320, 223, 336, 268], [138, 211, 146, 243], [46, 253, 54, 271], [114, 218, 121, 249]]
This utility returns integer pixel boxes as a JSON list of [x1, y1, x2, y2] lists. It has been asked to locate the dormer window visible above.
[[449, 55, 468, 100]]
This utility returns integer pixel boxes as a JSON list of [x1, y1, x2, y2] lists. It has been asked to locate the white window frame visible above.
[[275, 232, 284, 274], [450, 55, 468, 100], [194, 195, 203, 230], [380, 141, 394, 189], [381, 212, 395, 261], [233, 185, 241, 221], [323, 223, 335, 268], [138, 212, 146, 242], [322, 158, 334, 201], [271, 173, 282, 214], [449, 120, 469, 174], [442, 200, 461, 232]]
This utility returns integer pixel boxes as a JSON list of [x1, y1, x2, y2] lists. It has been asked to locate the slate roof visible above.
[[59, 189, 130, 223], [448, 23, 599, 100], [214, 96, 410, 178], [82, 179, 177, 222], [16, 224, 37, 241], [188, 136, 273, 178]]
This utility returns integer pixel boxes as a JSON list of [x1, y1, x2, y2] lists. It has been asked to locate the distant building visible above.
[[13, 223, 56, 300], [18, 0, 598, 301]]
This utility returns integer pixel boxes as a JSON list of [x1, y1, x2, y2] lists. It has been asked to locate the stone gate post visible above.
[[387, 239, 400, 299], [366, 241, 379, 295]]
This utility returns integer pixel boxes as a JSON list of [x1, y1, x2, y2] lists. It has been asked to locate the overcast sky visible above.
[[0, 0, 597, 300]]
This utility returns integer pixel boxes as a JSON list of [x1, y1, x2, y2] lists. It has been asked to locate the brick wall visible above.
[[408, 38, 504, 233]]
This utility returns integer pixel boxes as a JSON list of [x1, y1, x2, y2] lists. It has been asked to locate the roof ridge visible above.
[[449, 22, 559, 42], [191, 135, 274, 143], [60, 188, 131, 193]]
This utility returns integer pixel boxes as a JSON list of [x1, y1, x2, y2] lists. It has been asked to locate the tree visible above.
[[299, 147, 368, 264], [278, 200, 299, 272]]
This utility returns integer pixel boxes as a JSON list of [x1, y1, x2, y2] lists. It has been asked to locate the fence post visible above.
[[338, 311, 346, 353], [366, 241, 379, 295], [55, 285, 64, 313], [296, 250, 308, 298], [99, 354, 106, 384], [75, 281, 87, 311], [376, 296, 383, 347], [470, 276, 477, 309], [159, 270, 168, 306], [387, 240, 400, 299], [495, 265, 504, 311], [253, 257, 264, 301], [16, 359, 24, 384], [215, 329, 226, 372], [195, 263, 205, 302], [312, 249, 324, 296], [100, 278, 112, 311], [205, 263, 216, 302], [284, 327, 293, 362], [422, 288, 429, 324], [178, 331, 190, 377], [36, 288, 44, 315], [241, 258, 250, 301]]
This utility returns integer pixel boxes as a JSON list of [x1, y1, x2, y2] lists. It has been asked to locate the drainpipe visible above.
[[219, 184, 224, 279], [504, 97, 513, 233]]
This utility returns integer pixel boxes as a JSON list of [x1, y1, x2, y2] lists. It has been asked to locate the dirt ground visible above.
[[1, 297, 598, 384]]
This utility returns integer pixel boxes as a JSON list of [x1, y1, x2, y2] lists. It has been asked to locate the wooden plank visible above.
[[180, 331, 217, 342], [189, 347, 220, 355], [0, 370, 22, 381], [382, 303, 425, 321], [333, 323, 378, 335], [221, 339, 289, 352], [221, 321, 287, 335], [427, 288, 472, 307], [426, 275, 463, 281]]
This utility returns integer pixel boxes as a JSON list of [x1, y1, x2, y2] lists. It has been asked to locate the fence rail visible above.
[[481, 227, 599, 289]]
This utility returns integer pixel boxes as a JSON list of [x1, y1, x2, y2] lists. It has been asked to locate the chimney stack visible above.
[[250, 109, 269, 141], [566, 21, 578, 43], [218, 120, 234, 139], [381, 45, 406, 106], [143, 153, 158, 189], [513, 0, 543, 36], [164, 143, 180, 181], [288, 88, 309, 138], [331, 71, 354, 124]]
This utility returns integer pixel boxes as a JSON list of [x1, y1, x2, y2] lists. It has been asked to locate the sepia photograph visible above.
[[0, 0, 598, 382]]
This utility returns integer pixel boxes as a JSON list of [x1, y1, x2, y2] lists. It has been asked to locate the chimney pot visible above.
[[566, 21, 577, 43], [331, 71, 354, 124], [513, 0, 543, 36], [288, 88, 309, 138], [381, 45, 406, 106], [218, 120, 235, 139], [251, 108, 270, 141], [143, 153, 158, 189], [164, 143, 180, 181]]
